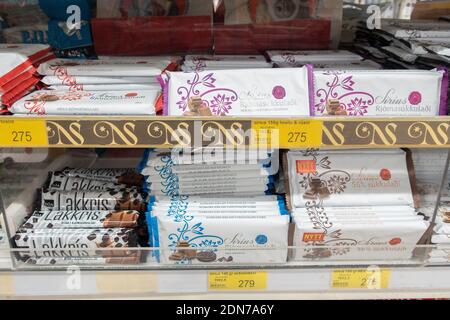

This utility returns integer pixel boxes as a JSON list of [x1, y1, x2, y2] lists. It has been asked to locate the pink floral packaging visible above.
[[10, 90, 160, 116], [267, 50, 363, 66], [164, 67, 313, 116], [287, 149, 414, 208], [313, 69, 448, 116]]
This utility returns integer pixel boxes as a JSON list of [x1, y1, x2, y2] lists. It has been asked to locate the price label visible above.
[[252, 119, 322, 148], [96, 271, 157, 294], [0, 119, 47, 146], [208, 271, 267, 291], [331, 268, 391, 289], [0, 273, 14, 296]]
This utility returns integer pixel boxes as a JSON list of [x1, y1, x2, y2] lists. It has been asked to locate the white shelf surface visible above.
[[2, 266, 450, 299]]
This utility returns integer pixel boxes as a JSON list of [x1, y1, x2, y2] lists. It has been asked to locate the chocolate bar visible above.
[[21, 253, 141, 265], [165, 67, 312, 116], [40, 189, 148, 212], [46, 171, 138, 192], [287, 149, 415, 208], [62, 168, 144, 186], [22, 210, 140, 229], [313, 69, 447, 116], [10, 89, 160, 116], [152, 215, 289, 264], [14, 228, 138, 258]]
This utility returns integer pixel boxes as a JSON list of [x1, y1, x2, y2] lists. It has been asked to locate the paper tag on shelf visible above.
[[208, 271, 267, 291], [252, 119, 322, 148], [0, 119, 48, 147], [96, 271, 158, 294], [0, 273, 14, 296], [331, 268, 391, 289]]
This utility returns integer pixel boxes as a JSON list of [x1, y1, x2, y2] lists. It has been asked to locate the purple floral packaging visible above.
[[313, 69, 448, 116], [164, 67, 313, 116]]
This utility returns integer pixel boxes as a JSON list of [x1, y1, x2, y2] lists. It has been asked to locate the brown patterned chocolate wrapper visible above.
[[20, 252, 142, 265], [22, 210, 140, 229], [62, 167, 144, 187], [14, 228, 138, 258], [46, 171, 140, 192], [39, 189, 148, 212]]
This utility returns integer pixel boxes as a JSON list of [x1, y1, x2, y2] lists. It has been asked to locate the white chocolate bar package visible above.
[[42, 76, 161, 86], [14, 228, 138, 258], [38, 57, 174, 77], [9, 90, 160, 115], [267, 50, 363, 66], [151, 215, 289, 264], [313, 69, 447, 116], [274, 60, 381, 70], [287, 149, 415, 208], [46, 171, 134, 192], [22, 210, 140, 229], [291, 206, 429, 261], [182, 54, 271, 71], [164, 67, 313, 116], [48, 84, 162, 92]]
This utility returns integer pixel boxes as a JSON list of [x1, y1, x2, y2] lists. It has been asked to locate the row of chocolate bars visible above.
[[0, 41, 448, 117], [12, 148, 431, 266]]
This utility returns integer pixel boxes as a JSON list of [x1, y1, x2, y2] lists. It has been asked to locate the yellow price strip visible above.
[[252, 119, 322, 148], [0, 273, 14, 297], [96, 271, 158, 294], [331, 268, 391, 289], [0, 119, 48, 147], [208, 271, 267, 291]]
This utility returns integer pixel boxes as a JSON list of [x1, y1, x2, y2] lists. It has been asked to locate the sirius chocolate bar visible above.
[[62, 168, 144, 186], [287, 149, 414, 208], [22, 210, 140, 229], [14, 228, 138, 258], [40, 189, 148, 211], [313, 69, 447, 116], [151, 215, 289, 264], [165, 67, 312, 116]]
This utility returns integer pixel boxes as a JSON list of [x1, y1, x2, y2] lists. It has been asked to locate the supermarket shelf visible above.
[[2, 266, 450, 299], [1, 116, 450, 148]]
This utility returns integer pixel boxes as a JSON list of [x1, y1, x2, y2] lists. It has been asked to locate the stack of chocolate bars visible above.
[[430, 203, 450, 263], [9, 56, 178, 115], [14, 168, 149, 266], [0, 44, 54, 114], [286, 149, 429, 262], [140, 148, 290, 265]]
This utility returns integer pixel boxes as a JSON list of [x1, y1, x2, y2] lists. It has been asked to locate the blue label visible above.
[[255, 234, 268, 245]]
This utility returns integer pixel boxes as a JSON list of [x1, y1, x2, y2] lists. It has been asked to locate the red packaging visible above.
[[92, 16, 213, 56]]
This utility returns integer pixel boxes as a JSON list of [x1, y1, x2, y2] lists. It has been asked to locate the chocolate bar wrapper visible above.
[[22, 210, 140, 229], [151, 215, 289, 264], [42, 75, 160, 86], [151, 195, 286, 212], [48, 83, 162, 91], [292, 207, 429, 261], [287, 149, 414, 208], [39, 189, 148, 212], [267, 50, 363, 65], [275, 60, 381, 70], [165, 67, 312, 116], [62, 168, 144, 186], [154, 195, 283, 204], [14, 228, 138, 258], [148, 178, 274, 197], [143, 149, 273, 166], [21, 253, 141, 265], [10, 89, 160, 116], [313, 69, 447, 116], [37, 57, 172, 76], [46, 171, 138, 192]]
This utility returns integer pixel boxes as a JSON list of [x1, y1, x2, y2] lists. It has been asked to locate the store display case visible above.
[[0, 0, 450, 299]]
